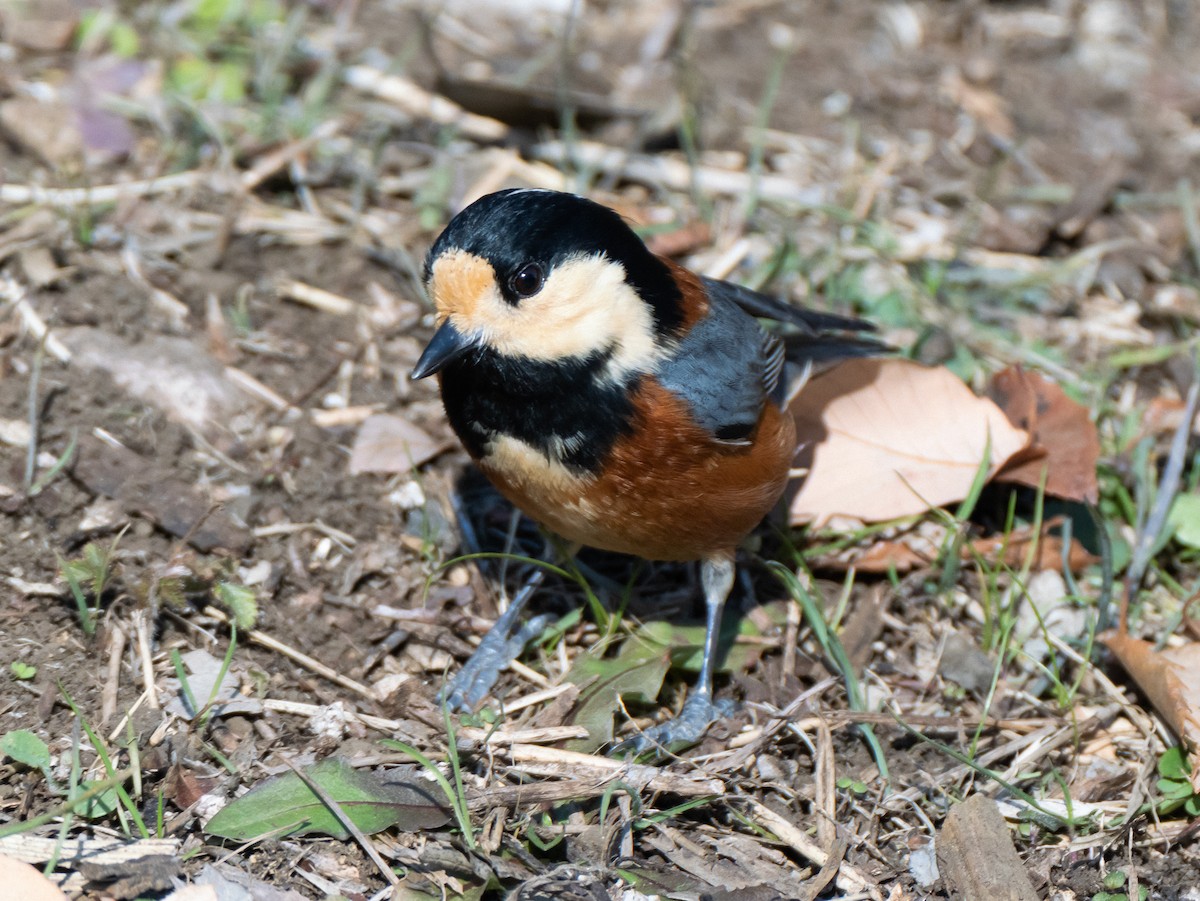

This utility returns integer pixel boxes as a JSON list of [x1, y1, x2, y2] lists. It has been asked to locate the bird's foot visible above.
[[441, 610, 554, 712], [613, 692, 736, 756]]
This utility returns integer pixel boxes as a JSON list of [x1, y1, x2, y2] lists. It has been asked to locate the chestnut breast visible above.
[[479, 379, 795, 562]]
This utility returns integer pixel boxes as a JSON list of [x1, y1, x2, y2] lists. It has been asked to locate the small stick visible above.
[[203, 606, 375, 699], [106, 688, 150, 744], [100, 624, 127, 726], [276, 277, 358, 315], [282, 756, 398, 887], [263, 698, 401, 732], [745, 799, 881, 899], [250, 520, 357, 546], [533, 139, 824, 206], [456, 725, 588, 745], [344, 66, 508, 142], [23, 332, 44, 490], [0, 171, 205, 207], [224, 366, 293, 411], [1, 275, 70, 362], [493, 743, 725, 797], [499, 683, 576, 714], [241, 120, 342, 192], [133, 609, 160, 710]]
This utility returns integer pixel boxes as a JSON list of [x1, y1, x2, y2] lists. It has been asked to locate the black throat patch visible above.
[[439, 345, 638, 475]]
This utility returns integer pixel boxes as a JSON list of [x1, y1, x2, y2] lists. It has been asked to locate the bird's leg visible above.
[[441, 565, 554, 712], [616, 553, 737, 754], [442, 540, 582, 712]]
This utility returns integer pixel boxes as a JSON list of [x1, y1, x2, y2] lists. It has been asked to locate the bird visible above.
[[411, 188, 877, 752]]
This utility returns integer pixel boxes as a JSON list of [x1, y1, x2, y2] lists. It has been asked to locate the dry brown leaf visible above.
[[1102, 630, 1200, 788], [811, 538, 932, 573], [789, 358, 1031, 526], [1136, 395, 1200, 449], [644, 221, 712, 258], [811, 519, 1096, 574], [0, 855, 67, 901], [348, 413, 449, 474], [988, 366, 1100, 503], [968, 520, 1098, 572]]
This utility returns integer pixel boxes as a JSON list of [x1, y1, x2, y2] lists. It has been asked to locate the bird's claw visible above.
[[442, 612, 554, 712], [613, 693, 736, 756]]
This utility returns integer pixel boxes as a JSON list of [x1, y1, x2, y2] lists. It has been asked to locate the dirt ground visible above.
[[3, 1, 1200, 899]]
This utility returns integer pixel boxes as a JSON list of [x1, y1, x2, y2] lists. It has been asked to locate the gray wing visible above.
[[702, 275, 885, 366], [653, 286, 781, 445], [700, 276, 873, 334]]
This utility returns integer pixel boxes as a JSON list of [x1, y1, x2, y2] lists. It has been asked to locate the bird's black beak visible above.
[[412, 320, 478, 379]]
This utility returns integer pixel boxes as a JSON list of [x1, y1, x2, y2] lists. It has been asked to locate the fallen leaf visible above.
[[564, 634, 670, 752], [1137, 395, 1198, 448], [163, 763, 217, 810], [644, 220, 712, 258], [161, 887, 219, 901], [204, 758, 450, 841], [810, 519, 1096, 574], [789, 359, 1031, 526], [1103, 631, 1200, 789], [563, 612, 771, 752], [70, 58, 156, 163], [967, 520, 1099, 572], [348, 413, 449, 474], [808, 536, 935, 573], [195, 863, 309, 901], [0, 855, 67, 901], [988, 366, 1099, 503]]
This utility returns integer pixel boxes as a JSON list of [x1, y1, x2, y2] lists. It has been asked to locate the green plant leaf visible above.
[[1103, 871, 1127, 889], [564, 633, 670, 752], [205, 758, 450, 841], [634, 600, 781, 675], [1169, 495, 1200, 549], [74, 780, 120, 819], [214, 581, 259, 630], [10, 661, 36, 680], [1158, 745, 1190, 780], [0, 730, 51, 770]]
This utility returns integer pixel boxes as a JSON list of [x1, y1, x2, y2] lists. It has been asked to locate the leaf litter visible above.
[[1, 1, 1200, 898]]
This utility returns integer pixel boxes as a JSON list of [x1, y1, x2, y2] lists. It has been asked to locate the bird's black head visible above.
[[412, 190, 683, 379]]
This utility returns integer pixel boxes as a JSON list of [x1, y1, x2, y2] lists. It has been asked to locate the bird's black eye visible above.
[[509, 263, 545, 299]]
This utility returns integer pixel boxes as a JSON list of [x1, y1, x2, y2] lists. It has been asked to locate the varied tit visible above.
[[412, 189, 877, 752]]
